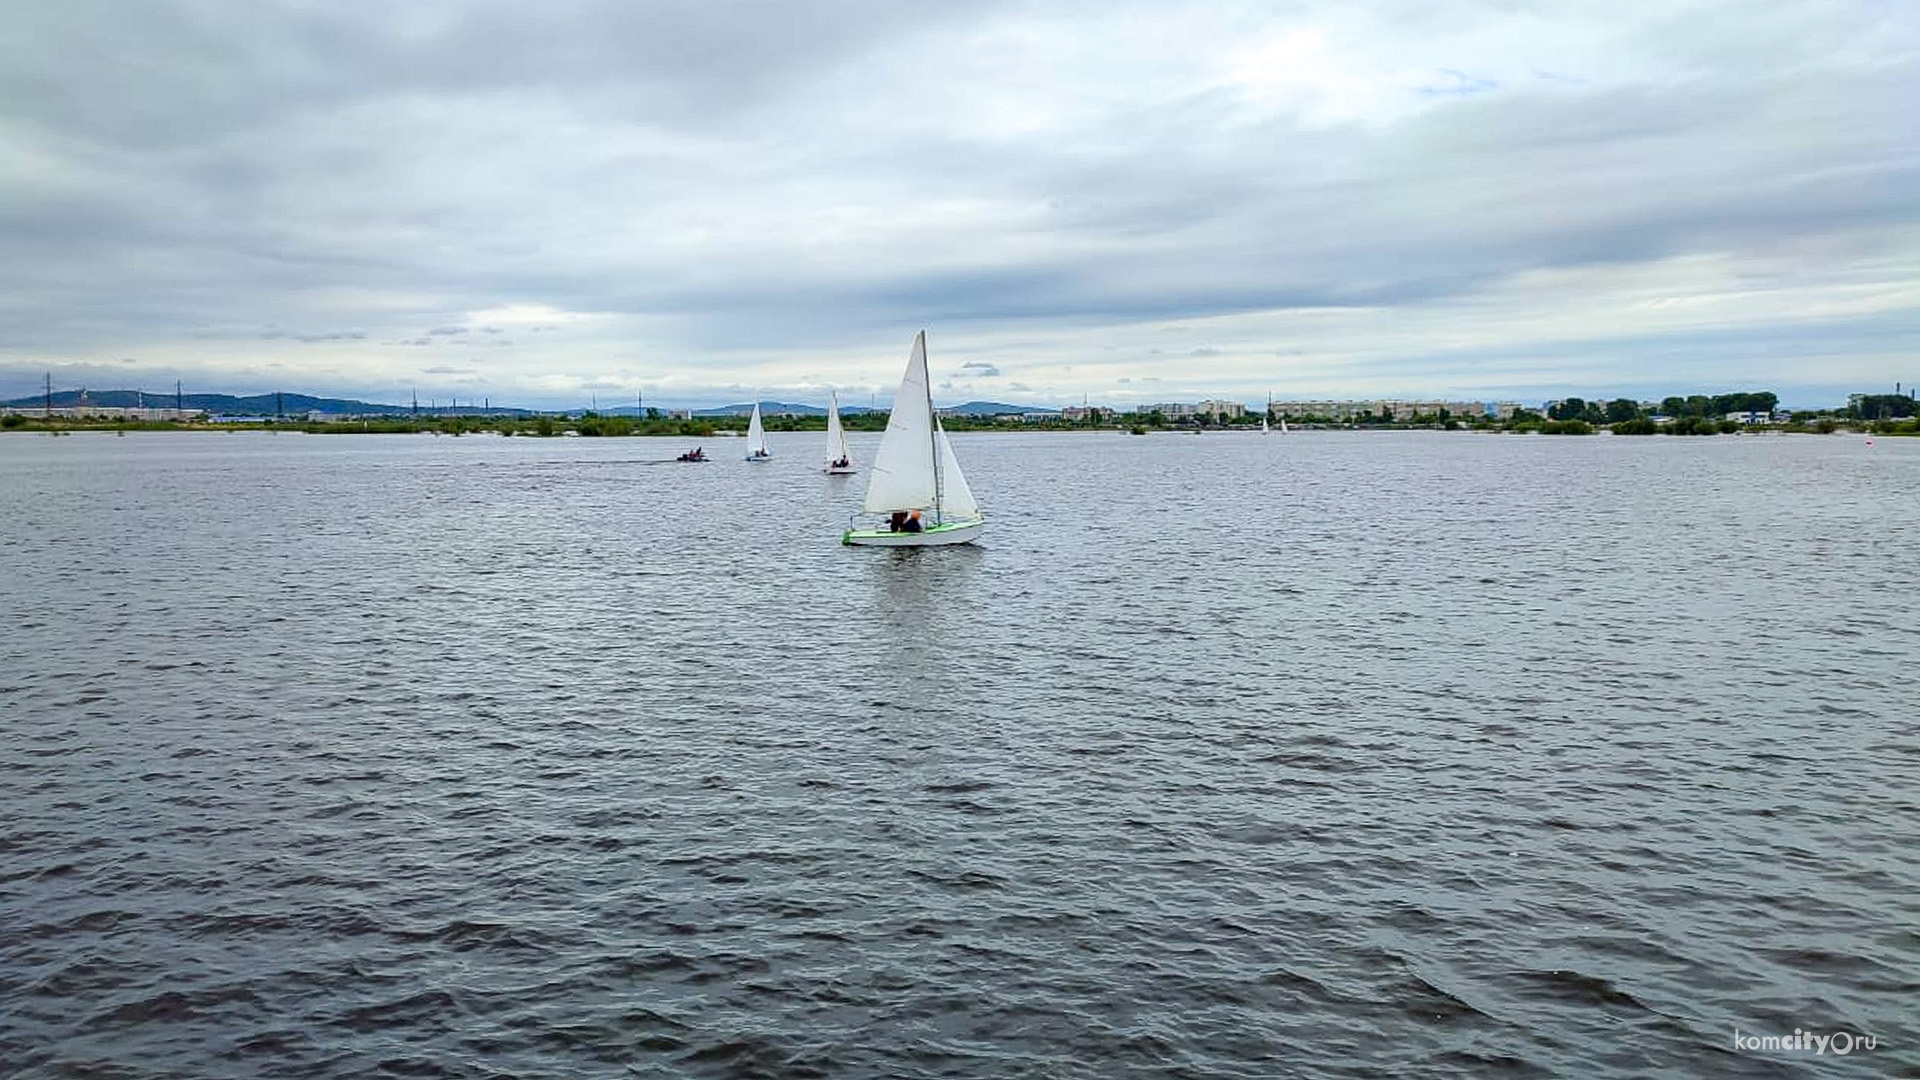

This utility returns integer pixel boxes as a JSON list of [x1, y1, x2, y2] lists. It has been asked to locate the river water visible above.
[[2, 429, 1915, 1078]]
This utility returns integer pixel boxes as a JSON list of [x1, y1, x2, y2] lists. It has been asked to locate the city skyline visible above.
[[3, 1, 1915, 410]]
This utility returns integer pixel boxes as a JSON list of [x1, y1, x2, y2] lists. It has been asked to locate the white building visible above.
[[1194, 399, 1246, 419], [0, 405, 196, 421]]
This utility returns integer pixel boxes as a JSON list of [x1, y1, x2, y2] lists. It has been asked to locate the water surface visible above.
[[2, 430, 1915, 1078]]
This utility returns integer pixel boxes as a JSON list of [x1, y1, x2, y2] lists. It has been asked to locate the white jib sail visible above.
[[746, 401, 767, 454], [826, 390, 850, 465], [861, 332, 938, 514], [934, 419, 979, 521]]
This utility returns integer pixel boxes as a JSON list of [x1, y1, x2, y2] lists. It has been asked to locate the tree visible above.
[[1549, 397, 1587, 421], [1605, 398, 1641, 424], [1852, 394, 1916, 420]]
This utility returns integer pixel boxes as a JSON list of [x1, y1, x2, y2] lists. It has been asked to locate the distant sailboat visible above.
[[824, 390, 855, 474], [1280, 417, 1290, 434], [842, 331, 984, 547], [1261, 417, 1270, 434], [745, 398, 771, 461]]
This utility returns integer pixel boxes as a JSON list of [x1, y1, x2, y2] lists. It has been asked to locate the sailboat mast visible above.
[[925, 332, 943, 522]]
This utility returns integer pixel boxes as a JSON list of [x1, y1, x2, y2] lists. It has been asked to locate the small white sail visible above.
[[745, 399, 770, 459], [1261, 417, 1270, 433], [934, 420, 979, 521], [1280, 417, 1290, 434], [861, 333, 938, 513], [825, 390, 853, 471]]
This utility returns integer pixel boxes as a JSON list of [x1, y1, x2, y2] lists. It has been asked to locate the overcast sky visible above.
[[2, 1, 1914, 409]]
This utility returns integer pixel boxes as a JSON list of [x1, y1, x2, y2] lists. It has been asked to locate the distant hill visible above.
[[1, 389, 532, 416], [940, 400, 1057, 416], [692, 401, 883, 417], [3, 388, 1057, 418], [693, 399, 1055, 417]]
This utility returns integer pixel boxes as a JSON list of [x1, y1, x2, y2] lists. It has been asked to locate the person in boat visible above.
[[903, 510, 923, 533], [888, 510, 908, 532]]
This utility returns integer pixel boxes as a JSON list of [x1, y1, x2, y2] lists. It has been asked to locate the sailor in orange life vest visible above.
[[903, 510, 923, 533]]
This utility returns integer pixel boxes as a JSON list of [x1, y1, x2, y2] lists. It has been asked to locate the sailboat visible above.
[[842, 331, 984, 547], [744, 398, 772, 462], [824, 390, 856, 474], [1261, 417, 1270, 434], [1280, 417, 1290, 434]]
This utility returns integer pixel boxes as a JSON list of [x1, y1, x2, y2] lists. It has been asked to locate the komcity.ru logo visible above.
[[1733, 1028, 1878, 1055]]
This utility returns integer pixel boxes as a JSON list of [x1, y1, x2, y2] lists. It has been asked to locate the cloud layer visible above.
[[3, 0, 1914, 408]]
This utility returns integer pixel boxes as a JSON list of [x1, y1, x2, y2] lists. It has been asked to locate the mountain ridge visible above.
[[5, 389, 1062, 416]]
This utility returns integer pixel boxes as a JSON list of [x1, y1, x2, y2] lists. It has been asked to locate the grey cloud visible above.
[[0, 1, 1913, 407], [1417, 69, 1498, 97], [421, 365, 475, 374], [960, 361, 1001, 376], [256, 329, 367, 342]]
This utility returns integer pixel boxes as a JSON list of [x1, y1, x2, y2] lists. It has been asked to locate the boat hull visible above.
[[843, 519, 984, 547], [825, 465, 857, 475]]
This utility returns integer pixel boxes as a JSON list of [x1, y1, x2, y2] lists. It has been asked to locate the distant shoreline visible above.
[[3, 418, 1912, 438]]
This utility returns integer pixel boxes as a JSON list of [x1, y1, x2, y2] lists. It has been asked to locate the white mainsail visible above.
[[861, 333, 938, 513], [745, 399, 769, 458], [825, 390, 851, 467]]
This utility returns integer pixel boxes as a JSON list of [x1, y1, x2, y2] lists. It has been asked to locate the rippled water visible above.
[[3, 429, 1915, 1078]]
